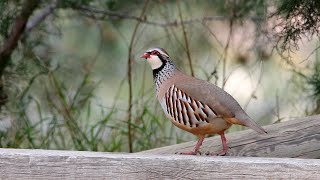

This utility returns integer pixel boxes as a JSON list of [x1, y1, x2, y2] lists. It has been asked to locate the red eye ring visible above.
[[151, 50, 159, 55]]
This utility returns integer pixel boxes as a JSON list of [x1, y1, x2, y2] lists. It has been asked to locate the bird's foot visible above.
[[175, 151, 201, 155], [205, 150, 227, 156]]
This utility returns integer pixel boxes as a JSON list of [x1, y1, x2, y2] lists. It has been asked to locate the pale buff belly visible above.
[[167, 115, 232, 136]]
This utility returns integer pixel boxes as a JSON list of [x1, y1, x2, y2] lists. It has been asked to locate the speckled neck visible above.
[[153, 59, 176, 92]]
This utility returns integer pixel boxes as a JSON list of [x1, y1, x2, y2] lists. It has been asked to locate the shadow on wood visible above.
[[139, 115, 320, 158]]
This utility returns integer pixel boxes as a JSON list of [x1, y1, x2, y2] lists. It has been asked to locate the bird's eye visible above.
[[152, 50, 159, 55]]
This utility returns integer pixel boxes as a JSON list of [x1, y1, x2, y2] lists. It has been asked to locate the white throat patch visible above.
[[147, 55, 163, 69]]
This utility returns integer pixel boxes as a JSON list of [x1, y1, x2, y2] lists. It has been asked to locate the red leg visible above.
[[178, 136, 204, 155], [210, 132, 228, 156]]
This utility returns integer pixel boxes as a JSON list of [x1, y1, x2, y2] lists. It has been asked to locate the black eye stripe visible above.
[[148, 51, 154, 55], [147, 50, 161, 55]]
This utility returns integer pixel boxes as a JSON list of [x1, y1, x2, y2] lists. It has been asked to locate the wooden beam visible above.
[[139, 115, 320, 158], [0, 148, 319, 179]]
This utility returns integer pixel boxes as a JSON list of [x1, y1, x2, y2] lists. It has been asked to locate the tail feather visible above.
[[243, 119, 267, 134], [235, 113, 267, 134]]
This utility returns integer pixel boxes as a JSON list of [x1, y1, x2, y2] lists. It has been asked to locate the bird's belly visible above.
[[168, 115, 231, 136]]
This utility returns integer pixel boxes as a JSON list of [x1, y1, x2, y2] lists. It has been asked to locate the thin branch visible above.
[[0, 0, 39, 106], [127, 0, 150, 153], [0, 0, 39, 75], [299, 44, 320, 64], [139, 63, 147, 105], [76, 5, 263, 27], [243, 61, 264, 110], [76, 9, 104, 72], [205, 18, 234, 86], [272, 91, 285, 124], [202, 22, 224, 83], [177, 0, 194, 77], [222, 19, 233, 90], [201, 22, 224, 48], [275, 91, 281, 122], [25, 0, 59, 32]]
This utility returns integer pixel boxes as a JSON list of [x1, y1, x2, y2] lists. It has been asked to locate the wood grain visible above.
[[139, 115, 320, 158], [0, 148, 320, 179]]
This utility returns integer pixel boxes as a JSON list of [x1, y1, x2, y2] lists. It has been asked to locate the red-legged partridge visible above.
[[141, 47, 267, 156]]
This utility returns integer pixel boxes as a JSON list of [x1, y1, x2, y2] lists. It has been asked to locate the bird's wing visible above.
[[174, 77, 236, 118], [164, 84, 220, 124], [173, 73, 266, 134]]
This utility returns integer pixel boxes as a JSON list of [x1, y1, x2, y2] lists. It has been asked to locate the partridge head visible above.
[[141, 47, 267, 155]]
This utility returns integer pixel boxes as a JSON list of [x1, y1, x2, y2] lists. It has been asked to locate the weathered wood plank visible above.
[[0, 148, 320, 179], [140, 115, 320, 158]]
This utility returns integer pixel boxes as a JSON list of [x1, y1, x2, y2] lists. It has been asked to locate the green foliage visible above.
[[106, 0, 117, 10], [0, 54, 177, 151], [60, 0, 94, 8], [306, 49, 320, 114], [214, 0, 266, 19], [0, 1, 17, 39], [0, 68, 164, 151], [275, 0, 320, 51], [289, 46, 320, 115]]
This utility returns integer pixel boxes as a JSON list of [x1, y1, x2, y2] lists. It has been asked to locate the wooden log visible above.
[[0, 148, 320, 179], [139, 115, 320, 158]]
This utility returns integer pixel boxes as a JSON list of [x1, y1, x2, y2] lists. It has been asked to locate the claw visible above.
[[175, 150, 202, 155], [175, 136, 205, 156], [179, 151, 197, 155], [208, 150, 227, 156]]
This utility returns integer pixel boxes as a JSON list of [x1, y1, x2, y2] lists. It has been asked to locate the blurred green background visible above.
[[0, 0, 319, 153]]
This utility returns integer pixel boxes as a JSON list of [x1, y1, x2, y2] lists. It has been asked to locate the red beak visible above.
[[140, 53, 150, 59]]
